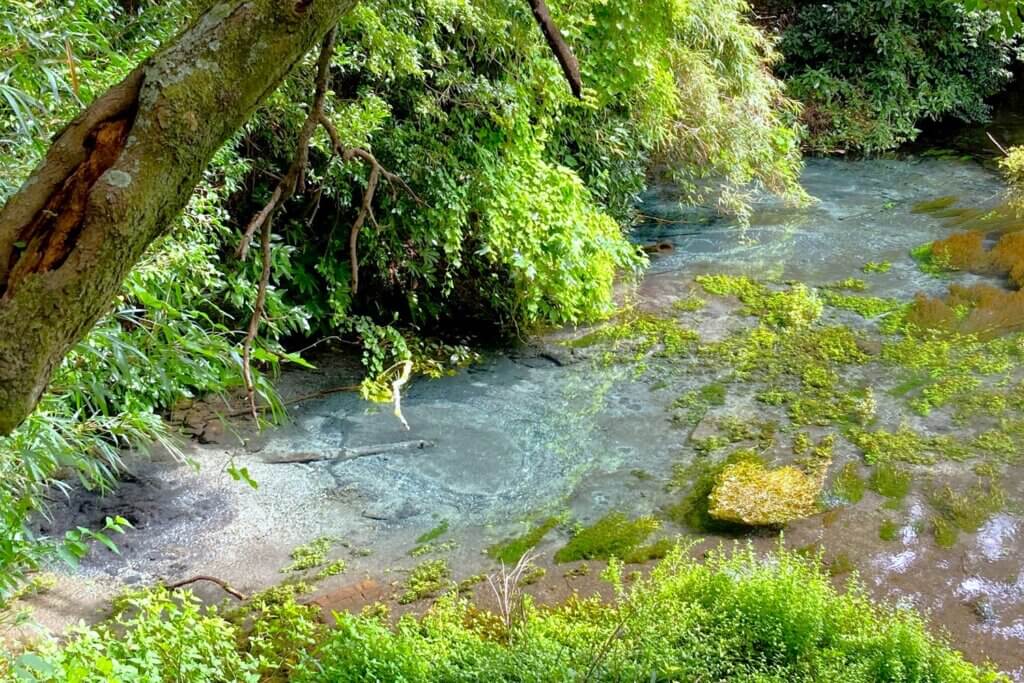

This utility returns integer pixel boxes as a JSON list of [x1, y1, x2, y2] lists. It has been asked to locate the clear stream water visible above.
[[32, 156, 1024, 678]]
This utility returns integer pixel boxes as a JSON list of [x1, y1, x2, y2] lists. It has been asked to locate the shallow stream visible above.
[[29, 156, 1024, 679]]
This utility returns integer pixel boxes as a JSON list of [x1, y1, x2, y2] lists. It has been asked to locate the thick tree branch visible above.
[[0, 0, 358, 435], [528, 0, 582, 99]]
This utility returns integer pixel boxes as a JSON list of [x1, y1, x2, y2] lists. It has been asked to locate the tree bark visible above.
[[0, 0, 356, 435]]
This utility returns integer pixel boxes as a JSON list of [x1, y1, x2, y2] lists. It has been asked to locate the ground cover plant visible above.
[[0, 546, 1006, 682]]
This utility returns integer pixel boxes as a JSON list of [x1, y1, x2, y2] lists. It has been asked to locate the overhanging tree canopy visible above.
[[0, 0, 581, 435]]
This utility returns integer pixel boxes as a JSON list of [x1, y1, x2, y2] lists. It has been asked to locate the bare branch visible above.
[[236, 28, 337, 260], [527, 0, 582, 99], [165, 575, 247, 601], [237, 29, 337, 419], [318, 114, 424, 296]]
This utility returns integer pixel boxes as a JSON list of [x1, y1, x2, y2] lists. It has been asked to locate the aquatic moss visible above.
[[848, 425, 934, 465], [862, 261, 892, 274], [665, 450, 766, 532], [416, 520, 450, 545], [928, 482, 1006, 536], [567, 313, 698, 359], [487, 517, 559, 564], [672, 382, 727, 425], [284, 538, 333, 573], [622, 538, 674, 564], [399, 559, 451, 604], [933, 517, 960, 548], [554, 512, 659, 563], [673, 296, 706, 313], [826, 278, 867, 291], [708, 458, 824, 527], [820, 290, 904, 319], [868, 463, 912, 500], [315, 560, 347, 581], [410, 541, 458, 558], [696, 275, 823, 328], [879, 518, 899, 541], [832, 462, 865, 504]]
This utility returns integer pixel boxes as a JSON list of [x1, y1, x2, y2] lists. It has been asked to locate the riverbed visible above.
[[24, 156, 1024, 679]]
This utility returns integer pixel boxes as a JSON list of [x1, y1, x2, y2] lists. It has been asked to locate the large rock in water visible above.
[[708, 460, 821, 527]]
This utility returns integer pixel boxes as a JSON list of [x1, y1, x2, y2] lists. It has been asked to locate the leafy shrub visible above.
[[773, 0, 1015, 152], [5, 588, 258, 682]]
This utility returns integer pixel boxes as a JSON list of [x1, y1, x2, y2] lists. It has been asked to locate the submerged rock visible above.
[[708, 460, 822, 527]]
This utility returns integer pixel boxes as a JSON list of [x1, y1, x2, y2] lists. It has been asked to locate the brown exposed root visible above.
[[317, 114, 424, 296], [237, 29, 336, 421]]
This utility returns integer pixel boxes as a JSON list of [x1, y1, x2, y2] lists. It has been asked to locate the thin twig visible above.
[[236, 28, 336, 260], [225, 383, 361, 417], [165, 575, 247, 601], [987, 131, 1009, 157], [241, 217, 273, 420]]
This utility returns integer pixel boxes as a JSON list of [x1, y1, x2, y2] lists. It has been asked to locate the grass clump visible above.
[[399, 560, 451, 604], [554, 512, 659, 563], [487, 517, 558, 564]]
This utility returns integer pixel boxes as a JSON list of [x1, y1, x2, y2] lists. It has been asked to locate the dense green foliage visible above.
[[771, 0, 1016, 152], [1, 547, 1004, 682], [0, 0, 804, 594]]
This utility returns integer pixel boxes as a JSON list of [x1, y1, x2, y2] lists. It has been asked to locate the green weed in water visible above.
[[487, 517, 559, 564], [554, 512, 659, 563]]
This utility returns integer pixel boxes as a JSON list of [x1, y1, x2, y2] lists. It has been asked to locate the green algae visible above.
[[862, 261, 892, 274], [911, 196, 959, 213], [868, 463, 912, 500], [416, 520, 449, 545], [487, 517, 559, 564], [879, 518, 899, 541], [554, 512, 660, 563], [832, 462, 865, 504]]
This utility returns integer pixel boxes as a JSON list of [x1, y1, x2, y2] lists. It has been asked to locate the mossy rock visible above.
[[708, 460, 822, 527]]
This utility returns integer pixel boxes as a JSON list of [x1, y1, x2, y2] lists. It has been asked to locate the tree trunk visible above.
[[0, 0, 356, 435]]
